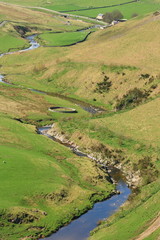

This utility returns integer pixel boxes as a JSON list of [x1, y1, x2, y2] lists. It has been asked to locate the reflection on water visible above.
[[1, 34, 131, 240], [41, 180, 130, 240], [39, 127, 131, 240], [0, 35, 40, 58]]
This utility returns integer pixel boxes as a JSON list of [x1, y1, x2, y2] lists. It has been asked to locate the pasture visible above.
[[38, 31, 91, 46]]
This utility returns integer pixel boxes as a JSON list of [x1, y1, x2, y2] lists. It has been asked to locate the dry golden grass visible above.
[[0, 2, 56, 25], [0, 11, 160, 107], [0, 85, 50, 117], [92, 97, 160, 147], [68, 14, 160, 72], [0, 2, 89, 28]]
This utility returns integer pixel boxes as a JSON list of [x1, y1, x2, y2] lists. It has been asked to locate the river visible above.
[[0, 34, 131, 240]]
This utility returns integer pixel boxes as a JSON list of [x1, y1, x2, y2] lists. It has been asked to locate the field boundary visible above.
[[60, 0, 140, 13]]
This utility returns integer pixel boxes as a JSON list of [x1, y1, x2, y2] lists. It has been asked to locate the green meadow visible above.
[[2, 0, 160, 19], [44, 0, 130, 12], [0, 32, 28, 53], [38, 31, 90, 46], [44, 0, 160, 19], [0, 84, 113, 239]]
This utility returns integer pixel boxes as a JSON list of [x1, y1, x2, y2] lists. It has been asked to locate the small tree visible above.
[[103, 10, 123, 23], [112, 10, 123, 20], [103, 12, 114, 24]]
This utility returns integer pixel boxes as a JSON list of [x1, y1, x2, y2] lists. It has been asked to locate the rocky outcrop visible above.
[[46, 124, 141, 188]]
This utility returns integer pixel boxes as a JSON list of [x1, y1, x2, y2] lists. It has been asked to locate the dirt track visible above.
[[135, 214, 160, 240]]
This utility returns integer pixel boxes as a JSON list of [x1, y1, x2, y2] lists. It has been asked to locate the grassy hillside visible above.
[[0, 84, 114, 240], [1, 0, 160, 20], [0, 2, 160, 240], [1, 14, 160, 105], [89, 178, 160, 240], [63, 0, 160, 18], [0, 2, 94, 53], [0, 2, 92, 29]]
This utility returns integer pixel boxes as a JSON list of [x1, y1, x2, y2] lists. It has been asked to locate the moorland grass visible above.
[[0, 4, 160, 240], [2, 13, 159, 108], [0, 2, 93, 31]]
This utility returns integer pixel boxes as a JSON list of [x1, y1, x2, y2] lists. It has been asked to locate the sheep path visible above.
[[135, 214, 160, 240]]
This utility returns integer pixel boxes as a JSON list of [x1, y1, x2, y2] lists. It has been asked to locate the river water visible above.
[[41, 172, 130, 240], [0, 34, 131, 240], [38, 125, 131, 240]]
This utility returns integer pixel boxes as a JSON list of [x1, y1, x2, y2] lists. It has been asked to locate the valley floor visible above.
[[0, 1, 160, 240]]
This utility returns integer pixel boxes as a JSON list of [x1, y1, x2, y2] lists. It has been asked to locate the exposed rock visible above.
[[46, 125, 141, 188]]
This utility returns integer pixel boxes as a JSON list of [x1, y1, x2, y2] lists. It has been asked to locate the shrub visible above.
[[94, 75, 112, 94], [103, 12, 114, 24], [33, 64, 47, 73], [103, 10, 123, 23], [140, 73, 150, 79], [115, 88, 149, 110], [137, 156, 159, 185], [131, 13, 138, 18], [112, 10, 124, 21]]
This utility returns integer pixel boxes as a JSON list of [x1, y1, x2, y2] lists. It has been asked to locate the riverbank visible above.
[[0, 5, 160, 240], [0, 32, 118, 238], [46, 123, 141, 188]]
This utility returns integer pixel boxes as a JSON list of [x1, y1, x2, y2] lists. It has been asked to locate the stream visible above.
[[38, 126, 131, 240], [42, 181, 130, 240], [0, 34, 131, 240]]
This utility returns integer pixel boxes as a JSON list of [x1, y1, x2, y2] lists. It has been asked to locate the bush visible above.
[[115, 88, 149, 110], [140, 73, 150, 79], [112, 10, 123, 20], [103, 10, 123, 23], [94, 75, 112, 94], [131, 13, 138, 18], [137, 156, 159, 185], [103, 12, 114, 24]]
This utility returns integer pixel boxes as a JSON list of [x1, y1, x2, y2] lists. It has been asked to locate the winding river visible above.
[[0, 34, 131, 240]]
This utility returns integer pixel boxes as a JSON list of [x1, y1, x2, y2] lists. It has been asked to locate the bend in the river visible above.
[[0, 33, 131, 240]]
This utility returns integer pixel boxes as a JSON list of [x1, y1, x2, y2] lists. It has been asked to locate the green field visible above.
[[38, 31, 90, 46], [0, 32, 28, 53], [44, 0, 131, 12], [66, 1, 160, 19], [2, 0, 160, 20], [0, 0, 138, 8], [0, 84, 114, 239], [45, 0, 160, 19]]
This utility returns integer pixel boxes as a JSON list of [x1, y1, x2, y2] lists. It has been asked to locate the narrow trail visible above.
[[135, 214, 160, 240]]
